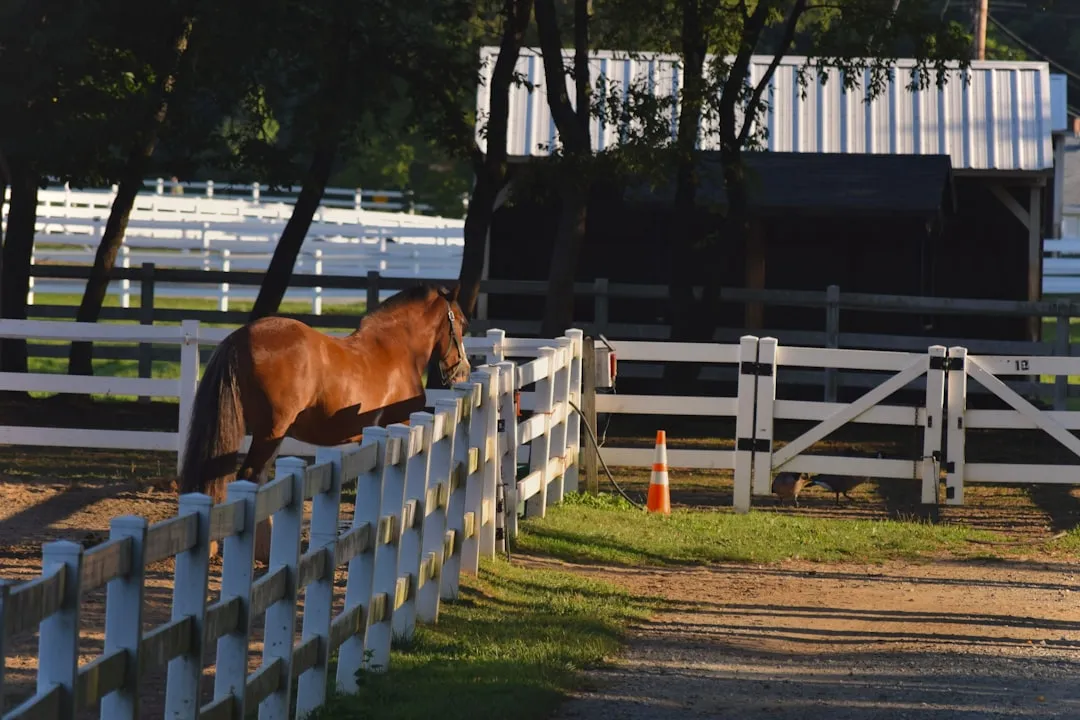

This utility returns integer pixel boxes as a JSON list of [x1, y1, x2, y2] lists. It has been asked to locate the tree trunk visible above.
[[456, 171, 499, 319], [454, 0, 533, 320], [68, 167, 147, 376], [665, 0, 709, 390], [1, 163, 39, 378], [248, 7, 351, 321], [68, 14, 197, 376], [535, 0, 591, 338], [248, 139, 341, 320], [541, 185, 588, 337]]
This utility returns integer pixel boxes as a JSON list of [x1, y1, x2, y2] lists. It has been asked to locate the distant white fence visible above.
[[0, 323, 583, 720], [44, 177, 460, 214], [1042, 207, 1080, 294], [4, 182, 465, 307]]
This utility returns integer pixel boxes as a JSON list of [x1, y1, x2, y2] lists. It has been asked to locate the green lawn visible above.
[[513, 492, 1079, 566], [308, 558, 654, 720]]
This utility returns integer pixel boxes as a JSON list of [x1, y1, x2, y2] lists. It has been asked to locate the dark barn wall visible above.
[[759, 214, 934, 339], [929, 178, 1031, 342], [486, 170, 1035, 346], [487, 178, 745, 331]]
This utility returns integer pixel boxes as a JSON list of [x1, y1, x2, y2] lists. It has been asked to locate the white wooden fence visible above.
[[132, 177, 448, 213], [19, 185, 465, 308], [593, 335, 1080, 509], [0, 320, 1073, 510], [0, 325, 583, 720], [1042, 207, 1080, 294]]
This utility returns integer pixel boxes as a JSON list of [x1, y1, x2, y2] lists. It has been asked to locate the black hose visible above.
[[568, 398, 646, 510]]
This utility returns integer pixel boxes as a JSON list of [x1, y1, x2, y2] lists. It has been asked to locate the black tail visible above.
[[179, 335, 246, 504]]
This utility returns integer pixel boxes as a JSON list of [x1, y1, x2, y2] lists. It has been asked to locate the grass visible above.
[[306, 558, 654, 720], [511, 492, 1052, 567]]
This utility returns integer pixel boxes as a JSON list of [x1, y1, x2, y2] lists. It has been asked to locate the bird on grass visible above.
[[807, 473, 865, 506], [807, 451, 883, 506], [771, 472, 813, 507]]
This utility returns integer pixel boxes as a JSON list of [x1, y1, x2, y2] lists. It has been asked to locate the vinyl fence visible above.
[[0, 325, 583, 720]]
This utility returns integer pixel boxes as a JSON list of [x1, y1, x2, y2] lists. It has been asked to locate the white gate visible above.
[[735, 337, 948, 507], [944, 346, 1080, 504]]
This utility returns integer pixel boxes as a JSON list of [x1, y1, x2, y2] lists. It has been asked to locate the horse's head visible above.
[[433, 284, 471, 386]]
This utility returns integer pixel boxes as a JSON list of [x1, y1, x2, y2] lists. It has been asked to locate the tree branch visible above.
[[738, 0, 809, 146], [486, 0, 533, 170], [534, 0, 589, 152], [574, 0, 590, 136], [717, 0, 771, 148]]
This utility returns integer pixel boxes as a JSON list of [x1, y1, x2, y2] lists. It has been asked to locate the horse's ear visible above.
[[449, 284, 460, 303]]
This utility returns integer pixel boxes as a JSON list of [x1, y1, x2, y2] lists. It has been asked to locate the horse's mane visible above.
[[356, 282, 449, 333]]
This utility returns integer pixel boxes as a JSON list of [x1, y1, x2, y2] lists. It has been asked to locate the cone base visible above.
[[647, 483, 671, 514]]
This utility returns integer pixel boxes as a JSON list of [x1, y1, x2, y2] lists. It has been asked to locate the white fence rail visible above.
[[0, 324, 583, 720]]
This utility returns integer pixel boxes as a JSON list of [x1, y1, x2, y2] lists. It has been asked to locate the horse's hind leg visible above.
[[207, 434, 285, 563], [241, 434, 286, 565]]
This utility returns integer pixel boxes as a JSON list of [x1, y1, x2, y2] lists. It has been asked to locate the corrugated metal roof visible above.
[[477, 47, 1056, 172]]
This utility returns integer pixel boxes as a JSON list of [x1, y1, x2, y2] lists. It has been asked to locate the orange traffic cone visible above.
[[647, 430, 671, 514]]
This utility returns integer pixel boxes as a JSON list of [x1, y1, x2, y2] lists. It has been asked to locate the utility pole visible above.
[[972, 0, 988, 60]]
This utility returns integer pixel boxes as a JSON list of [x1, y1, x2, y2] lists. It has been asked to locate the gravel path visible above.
[[526, 557, 1080, 720]]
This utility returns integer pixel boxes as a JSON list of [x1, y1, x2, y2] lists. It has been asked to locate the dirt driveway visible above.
[[530, 556, 1080, 720]]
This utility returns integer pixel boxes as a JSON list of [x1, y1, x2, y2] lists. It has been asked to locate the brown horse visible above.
[[178, 282, 471, 557]]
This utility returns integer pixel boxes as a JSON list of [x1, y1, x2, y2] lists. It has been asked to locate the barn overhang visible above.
[[621, 151, 956, 221]]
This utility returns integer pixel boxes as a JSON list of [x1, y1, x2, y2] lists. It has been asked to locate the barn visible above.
[[476, 49, 1071, 345]]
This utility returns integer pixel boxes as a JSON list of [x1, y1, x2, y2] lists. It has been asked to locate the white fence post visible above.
[[525, 347, 556, 519], [751, 337, 778, 497], [100, 515, 148, 720], [296, 448, 344, 715], [219, 248, 231, 312], [460, 378, 486, 573], [211, 480, 259, 718], [260, 456, 307, 720], [164, 493, 213, 720], [0, 580, 9, 697], [945, 346, 968, 505], [548, 340, 573, 507], [120, 245, 131, 309], [37, 540, 83, 719], [177, 319, 200, 474], [366, 423, 410, 672], [495, 361, 520, 541], [417, 402, 456, 623], [441, 394, 470, 600], [733, 335, 760, 513], [486, 328, 505, 365], [476, 368, 500, 559], [336, 429, 387, 693], [393, 415, 434, 643], [922, 345, 948, 505], [563, 329, 584, 494]]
